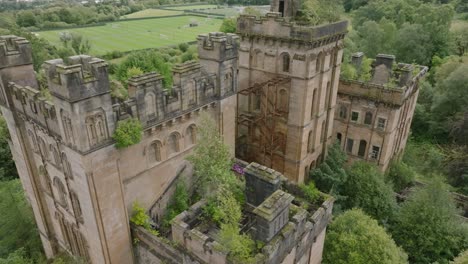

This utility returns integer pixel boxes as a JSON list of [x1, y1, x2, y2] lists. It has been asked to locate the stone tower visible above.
[[235, 11, 348, 183]]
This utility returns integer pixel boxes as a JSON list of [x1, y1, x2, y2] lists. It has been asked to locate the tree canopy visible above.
[[390, 179, 468, 263], [323, 209, 408, 264]]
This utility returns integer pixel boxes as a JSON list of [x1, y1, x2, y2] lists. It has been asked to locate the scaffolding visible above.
[[237, 77, 290, 169]]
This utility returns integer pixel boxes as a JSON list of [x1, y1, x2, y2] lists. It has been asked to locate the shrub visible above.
[[161, 181, 189, 230], [130, 201, 159, 236], [112, 118, 142, 149], [300, 181, 321, 203], [216, 224, 256, 264], [386, 161, 415, 192], [178, 43, 189, 52]]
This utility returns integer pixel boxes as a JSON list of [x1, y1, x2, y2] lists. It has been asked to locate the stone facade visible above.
[[235, 12, 348, 183], [0, 33, 238, 263], [333, 53, 428, 171]]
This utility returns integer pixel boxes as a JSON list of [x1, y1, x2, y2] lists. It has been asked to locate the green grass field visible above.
[[167, 4, 218, 10], [121, 9, 183, 18], [37, 16, 222, 55]]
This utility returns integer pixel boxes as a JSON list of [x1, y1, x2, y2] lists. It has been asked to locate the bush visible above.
[[130, 201, 159, 236], [161, 181, 189, 230], [112, 118, 142, 149], [216, 224, 256, 264], [386, 161, 415, 192], [178, 43, 189, 52], [300, 181, 321, 203]]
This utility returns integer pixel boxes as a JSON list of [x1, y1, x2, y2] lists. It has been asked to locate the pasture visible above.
[[121, 9, 183, 19], [167, 4, 218, 10], [36, 16, 222, 55]]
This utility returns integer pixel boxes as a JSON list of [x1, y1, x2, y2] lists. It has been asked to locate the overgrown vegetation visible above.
[[112, 118, 143, 149], [130, 201, 159, 236], [323, 209, 408, 264], [161, 180, 189, 231], [0, 117, 17, 181]]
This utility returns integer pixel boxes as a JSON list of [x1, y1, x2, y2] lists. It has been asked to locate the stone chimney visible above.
[[252, 190, 294, 242], [351, 52, 364, 71], [244, 162, 282, 207], [375, 54, 395, 71]]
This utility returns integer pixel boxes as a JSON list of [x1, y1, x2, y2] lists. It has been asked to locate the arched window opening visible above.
[[70, 191, 83, 223], [62, 153, 72, 179], [145, 93, 156, 118], [53, 177, 68, 209], [282, 53, 290, 72], [167, 133, 180, 155], [149, 141, 162, 162], [86, 116, 97, 146], [224, 71, 233, 92], [94, 114, 107, 143], [316, 53, 323, 72], [311, 89, 317, 119], [50, 145, 61, 168], [320, 120, 326, 143], [358, 140, 367, 157], [308, 130, 314, 153], [364, 111, 373, 125], [339, 105, 347, 119], [38, 137, 49, 160], [185, 125, 196, 146], [337, 133, 342, 144]]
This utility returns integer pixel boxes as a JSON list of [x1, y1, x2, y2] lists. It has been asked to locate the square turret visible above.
[[43, 55, 109, 102]]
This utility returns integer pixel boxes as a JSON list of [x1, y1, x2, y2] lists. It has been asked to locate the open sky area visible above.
[[36, 15, 223, 55]]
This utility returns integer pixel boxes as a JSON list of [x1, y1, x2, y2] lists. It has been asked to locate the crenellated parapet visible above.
[[197, 32, 239, 62], [0, 35, 32, 69], [237, 13, 348, 46], [43, 55, 109, 102], [125, 61, 218, 128]]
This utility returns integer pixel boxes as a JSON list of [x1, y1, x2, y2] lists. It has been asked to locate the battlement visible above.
[[197, 32, 239, 61], [237, 13, 348, 44], [43, 55, 109, 102], [0, 35, 33, 69]]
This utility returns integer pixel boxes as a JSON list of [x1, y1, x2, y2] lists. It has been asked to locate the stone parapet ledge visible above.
[[0, 35, 32, 69], [236, 13, 348, 43]]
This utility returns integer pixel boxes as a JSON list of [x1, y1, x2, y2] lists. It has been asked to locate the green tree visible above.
[[0, 117, 18, 181], [395, 23, 433, 65], [341, 162, 397, 222], [219, 17, 236, 33], [323, 209, 408, 264], [391, 179, 468, 264], [188, 113, 238, 199], [0, 180, 43, 259], [296, 0, 343, 25], [112, 118, 142, 149], [309, 143, 348, 194]]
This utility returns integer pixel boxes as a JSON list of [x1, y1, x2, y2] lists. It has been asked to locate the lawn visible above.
[[121, 9, 183, 19], [36, 16, 222, 55], [167, 4, 218, 10]]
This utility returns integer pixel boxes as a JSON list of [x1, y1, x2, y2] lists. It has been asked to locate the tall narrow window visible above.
[[346, 138, 354, 154], [337, 133, 342, 144], [351, 111, 359, 122], [339, 105, 347, 119], [185, 125, 196, 146], [28, 130, 38, 152], [282, 53, 290, 72], [320, 120, 326, 143], [50, 145, 61, 168], [364, 111, 373, 125], [371, 146, 380, 159], [38, 137, 49, 160], [308, 130, 314, 153], [94, 114, 107, 143], [62, 153, 73, 179], [145, 93, 156, 118], [358, 140, 367, 157], [70, 191, 83, 223], [149, 141, 162, 162], [311, 89, 317, 119], [39, 166, 52, 194], [53, 177, 68, 209], [167, 133, 180, 155]]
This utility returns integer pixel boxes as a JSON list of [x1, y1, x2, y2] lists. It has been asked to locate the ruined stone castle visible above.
[[0, 1, 426, 263]]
